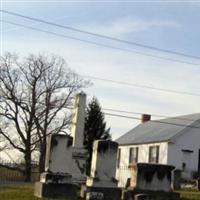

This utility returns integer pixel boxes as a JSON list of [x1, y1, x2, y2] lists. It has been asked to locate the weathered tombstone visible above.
[[34, 92, 88, 198], [136, 164, 173, 192], [124, 163, 180, 200], [81, 140, 122, 200], [172, 169, 181, 190]]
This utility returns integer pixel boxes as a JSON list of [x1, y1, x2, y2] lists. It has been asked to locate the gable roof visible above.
[[116, 113, 200, 145]]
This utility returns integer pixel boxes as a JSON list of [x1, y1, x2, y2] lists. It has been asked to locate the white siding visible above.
[[168, 126, 200, 179], [116, 142, 168, 187]]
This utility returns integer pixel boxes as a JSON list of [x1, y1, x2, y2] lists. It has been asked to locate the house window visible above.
[[117, 149, 121, 168], [129, 147, 139, 164], [149, 146, 159, 163]]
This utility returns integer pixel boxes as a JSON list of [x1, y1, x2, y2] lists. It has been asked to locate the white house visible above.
[[115, 113, 200, 187]]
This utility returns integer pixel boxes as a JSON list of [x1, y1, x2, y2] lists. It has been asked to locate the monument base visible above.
[[34, 182, 79, 199], [40, 172, 72, 183], [86, 177, 118, 188], [81, 185, 122, 200], [123, 189, 180, 200]]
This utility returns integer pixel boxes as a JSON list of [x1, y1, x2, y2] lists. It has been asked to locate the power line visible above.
[[1, 9, 200, 61], [81, 75, 200, 97], [2, 20, 200, 98], [1, 20, 199, 98], [102, 108, 197, 122], [1, 19, 199, 66], [104, 112, 200, 129], [3, 12, 88, 33], [1, 14, 200, 66]]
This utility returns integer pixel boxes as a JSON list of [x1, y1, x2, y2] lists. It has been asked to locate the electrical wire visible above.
[[81, 75, 200, 97], [1, 9, 200, 61], [1, 20, 200, 97], [102, 108, 197, 122], [1, 15, 200, 128], [104, 112, 200, 128], [1, 19, 200, 66]]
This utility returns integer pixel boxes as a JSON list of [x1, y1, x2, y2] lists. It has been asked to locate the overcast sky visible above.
[[1, 1, 200, 140]]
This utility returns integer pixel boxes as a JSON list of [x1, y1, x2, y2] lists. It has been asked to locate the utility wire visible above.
[[1, 19, 199, 66], [102, 108, 197, 122], [104, 112, 200, 129], [1, 9, 200, 61], [58, 106, 200, 123], [81, 75, 200, 97], [1, 19, 200, 97], [3, 11, 89, 33], [2, 20, 200, 98]]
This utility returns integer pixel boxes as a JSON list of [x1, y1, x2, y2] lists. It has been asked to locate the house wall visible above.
[[167, 125, 200, 179], [116, 142, 168, 187]]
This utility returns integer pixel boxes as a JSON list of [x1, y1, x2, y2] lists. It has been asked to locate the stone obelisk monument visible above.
[[34, 92, 87, 198]]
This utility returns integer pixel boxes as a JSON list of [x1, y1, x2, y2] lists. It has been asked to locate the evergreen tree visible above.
[[84, 97, 111, 175]]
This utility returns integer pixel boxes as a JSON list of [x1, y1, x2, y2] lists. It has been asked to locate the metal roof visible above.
[[116, 113, 200, 145]]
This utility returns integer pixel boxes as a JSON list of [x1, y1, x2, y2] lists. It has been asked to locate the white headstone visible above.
[[86, 140, 118, 188], [44, 134, 73, 174], [35, 92, 88, 198], [41, 92, 87, 183]]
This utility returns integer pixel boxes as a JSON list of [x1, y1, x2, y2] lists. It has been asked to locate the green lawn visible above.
[[0, 184, 200, 200], [179, 189, 200, 200], [0, 184, 80, 200]]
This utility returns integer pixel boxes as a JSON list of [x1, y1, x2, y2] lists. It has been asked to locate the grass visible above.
[[179, 189, 200, 200], [0, 184, 81, 200], [0, 184, 200, 200]]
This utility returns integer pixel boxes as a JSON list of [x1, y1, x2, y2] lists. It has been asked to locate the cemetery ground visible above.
[[0, 184, 200, 200], [0, 184, 82, 200]]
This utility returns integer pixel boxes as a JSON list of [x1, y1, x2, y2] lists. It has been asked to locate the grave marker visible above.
[[34, 92, 87, 198], [123, 163, 180, 200], [82, 140, 122, 200]]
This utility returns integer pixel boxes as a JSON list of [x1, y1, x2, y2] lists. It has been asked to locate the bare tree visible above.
[[0, 52, 89, 181]]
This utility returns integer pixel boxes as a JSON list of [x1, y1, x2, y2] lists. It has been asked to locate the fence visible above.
[[0, 160, 40, 184], [116, 165, 134, 188]]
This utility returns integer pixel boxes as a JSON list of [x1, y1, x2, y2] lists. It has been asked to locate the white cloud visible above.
[[82, 17, 181, 37]]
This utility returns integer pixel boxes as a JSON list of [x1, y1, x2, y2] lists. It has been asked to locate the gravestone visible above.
[[81, 140, 122, 200], [123, 163, 180, 200], [34, 92, 88, 198]]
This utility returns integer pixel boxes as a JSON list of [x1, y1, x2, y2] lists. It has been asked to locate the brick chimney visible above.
[[141, 114, 151, 123]]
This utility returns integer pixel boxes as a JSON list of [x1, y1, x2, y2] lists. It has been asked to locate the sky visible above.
[[1, 0, 200, 140]]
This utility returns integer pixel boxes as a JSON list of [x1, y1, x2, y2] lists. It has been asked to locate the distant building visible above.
[[116, 113, 200, 187]]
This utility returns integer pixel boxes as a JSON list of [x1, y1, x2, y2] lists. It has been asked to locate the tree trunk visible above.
[[39, 139, 46, 173], [24, 149, 32, 182]]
